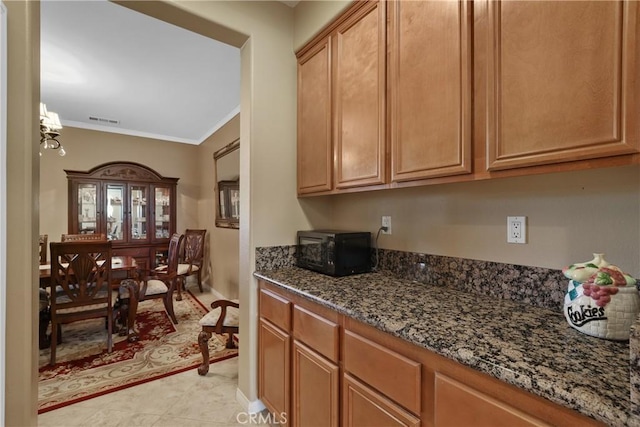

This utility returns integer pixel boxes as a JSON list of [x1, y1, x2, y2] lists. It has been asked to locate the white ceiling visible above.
[[40, 0, 242, 145]]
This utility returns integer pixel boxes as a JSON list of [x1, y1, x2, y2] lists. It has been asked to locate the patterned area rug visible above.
[[38, 291, 238, 414]]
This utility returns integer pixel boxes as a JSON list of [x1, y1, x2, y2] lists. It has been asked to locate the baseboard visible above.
[[209, 287, 228, 301], [236, 387, 266, 414]]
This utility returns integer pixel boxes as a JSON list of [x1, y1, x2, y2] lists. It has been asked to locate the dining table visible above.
[[38, 255, 141, 345]]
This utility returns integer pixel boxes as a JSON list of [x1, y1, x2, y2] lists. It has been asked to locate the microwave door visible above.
[[299, 237, 325, 269]]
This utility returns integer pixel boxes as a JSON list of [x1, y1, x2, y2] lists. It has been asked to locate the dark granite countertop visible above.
[[255, 267, 634, 426]]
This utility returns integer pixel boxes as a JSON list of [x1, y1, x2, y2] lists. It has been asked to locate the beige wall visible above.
[[117, 0, 314, 409], [39, 126, 201, 244], [293, 0, 350, 50], [5, 1, 39, 425], [197, 114, 240, 300], [324, 165, 640, 277]]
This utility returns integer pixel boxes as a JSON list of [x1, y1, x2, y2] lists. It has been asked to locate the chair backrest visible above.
[[49, 240, 113, 312], [39, 234, 48, 264], [61, 233, 107, 242], [166, 233, 185, 274], [183, 229, 206, 266]]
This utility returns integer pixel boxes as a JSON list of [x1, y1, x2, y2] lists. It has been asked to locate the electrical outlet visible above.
[[381, 216, 392, 235], [507, 216, 526, 244]]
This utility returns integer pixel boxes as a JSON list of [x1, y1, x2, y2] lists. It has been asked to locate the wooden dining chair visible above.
[[197, 299, 239, 375], [61, 233, 107, 242], [178, 229, 206, 295], [48, 240, 114, 365], [39, 234, 48, 264], [123, 233, 184, 332]]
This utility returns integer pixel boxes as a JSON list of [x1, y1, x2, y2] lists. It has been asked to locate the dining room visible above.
[[36, 1, 244, 401], [36, 98, 244, 385]]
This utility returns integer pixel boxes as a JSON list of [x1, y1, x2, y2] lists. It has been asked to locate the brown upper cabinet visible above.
[[297, 0, 386, 195], [481, 0, 640, 171], [297, 37, 333, 195], [333, 1, 386, 190], [296, 0, 640, 196], [388, 0, 473, 182]]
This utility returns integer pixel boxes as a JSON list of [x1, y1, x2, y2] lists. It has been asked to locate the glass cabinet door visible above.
[[106, 184, 125, 241], [77, 183, 98, 234], [154, 186, 171, 240], [130, 185, 148, 241]]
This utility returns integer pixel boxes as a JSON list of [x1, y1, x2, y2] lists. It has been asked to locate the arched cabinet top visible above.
[[65, 161, 179, 184]]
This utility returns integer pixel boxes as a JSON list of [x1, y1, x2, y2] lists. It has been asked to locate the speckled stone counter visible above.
[[254, 267, 635, 426]]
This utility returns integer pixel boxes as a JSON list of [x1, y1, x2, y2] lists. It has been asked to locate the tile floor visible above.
[[38, 283, 266, 427]]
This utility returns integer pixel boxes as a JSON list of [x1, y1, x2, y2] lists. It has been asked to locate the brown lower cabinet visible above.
[[258, 319, 290, 425], [293, 340, 339, 427], [257, 279, 604, 427]]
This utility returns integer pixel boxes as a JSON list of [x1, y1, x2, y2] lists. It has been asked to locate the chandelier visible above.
[[40, 102, 66, 156]]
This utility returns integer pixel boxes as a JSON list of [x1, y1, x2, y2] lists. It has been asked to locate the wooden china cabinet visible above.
[[65, 162, 178, 271]]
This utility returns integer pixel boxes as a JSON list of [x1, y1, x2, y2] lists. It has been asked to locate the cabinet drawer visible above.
[[434, 374, 549, 427], [293, 305, 339, 363], [343, 373, 420, 427], [259, 288, 292, 331], [343, 330, 421, 415]]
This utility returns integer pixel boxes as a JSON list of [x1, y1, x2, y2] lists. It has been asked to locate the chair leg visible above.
[[106, 313, 113, 353], [197, 270, 203, 293], [49, 319, 58, 365], [39, 308, 50, 350], [163, 293, 178, 324], [197, 329, 211, 376], [175, 277, 183, 301], [119, 280, 140, 342], [226, 333, 237, 349]]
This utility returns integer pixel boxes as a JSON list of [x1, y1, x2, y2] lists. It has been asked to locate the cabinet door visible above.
[[152, 185, 173, 242], [297, 37, 333, 195], [105, 184, 125, 242], [483, 0, 640, 170], [71, 181, 102, 235], [334, 0, 386, 189], [259, 319, 290, 424], [343, 374, 420, 427], [389, 0, 472, 182], [292, 340, 339, 427], [434, 374, 548, 427], [128, 184, 149, 243]]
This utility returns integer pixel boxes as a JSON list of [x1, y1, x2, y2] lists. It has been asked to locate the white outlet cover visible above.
[[507, 216, 526, 244], [381, 216, 391, 235]]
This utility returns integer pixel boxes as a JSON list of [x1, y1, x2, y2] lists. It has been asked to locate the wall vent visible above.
[[89, 116, 120, 125]]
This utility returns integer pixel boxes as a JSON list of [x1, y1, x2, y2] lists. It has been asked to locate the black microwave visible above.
[[296, 230, 372, 277]]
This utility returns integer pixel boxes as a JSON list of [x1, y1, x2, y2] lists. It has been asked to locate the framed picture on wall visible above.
[[217, 179, 239, 228], [214, 138, 239, 229]]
